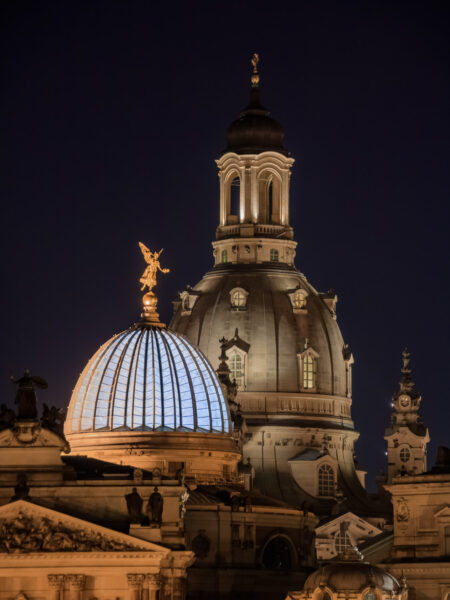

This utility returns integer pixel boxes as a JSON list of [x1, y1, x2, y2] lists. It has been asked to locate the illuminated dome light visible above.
[[64, 243, 240, 482], [66, 327, 230, 435]]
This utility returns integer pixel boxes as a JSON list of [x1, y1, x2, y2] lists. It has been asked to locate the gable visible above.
[[316, 511, 383, 538], [0, 500, 169, 555]]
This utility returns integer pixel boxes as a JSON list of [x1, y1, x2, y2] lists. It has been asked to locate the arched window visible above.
[[400, 447, 410, 463], [363, 594, 377, 600], [302, 355, 315, 389], [268, 179, 273, 223], [292, 290, 307, 309], [230, 288, 247, 309], [270, 248, 279, 262], [229, 176, 240, 217], [318, 464, 335, 497], [334, 530, 352, 554], [222, 250, 228, 263], [229, 352, 244, 388], [261, 536, 293, 570]]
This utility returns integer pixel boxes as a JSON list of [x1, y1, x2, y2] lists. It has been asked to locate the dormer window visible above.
[[229, 350, 245, 389], [303, 355, 314, 389], [230, 287, 248, 310], [292, 289, 307, 309], [298, 346, 319, 391], [318, 463, 335, 497], [270, 248, 279, 262], [334, 530, 352, 554]]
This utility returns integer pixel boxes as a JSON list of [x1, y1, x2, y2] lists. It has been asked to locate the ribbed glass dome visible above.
[[66, 326, 231, 435]]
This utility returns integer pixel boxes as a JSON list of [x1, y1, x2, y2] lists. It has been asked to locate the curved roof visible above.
[[303, 556, 402, 593], [65, 325, 231, 435], [170, 264, 349, 400], [223, 87, 288, 156]]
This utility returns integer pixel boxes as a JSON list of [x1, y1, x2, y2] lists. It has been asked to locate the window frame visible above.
[[317, 463, 335, 497], [297, 347, 320, 392], [228, 347, 247, 390]]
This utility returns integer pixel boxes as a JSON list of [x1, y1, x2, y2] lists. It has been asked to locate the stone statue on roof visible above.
[[10, 370, 48, 420]]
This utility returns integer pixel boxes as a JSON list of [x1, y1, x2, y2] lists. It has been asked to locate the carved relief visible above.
[[396, 498, 410, 525], [0, 511, 145, 553]]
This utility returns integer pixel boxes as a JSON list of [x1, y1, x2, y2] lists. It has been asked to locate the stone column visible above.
[[147, 574, 161, 600], [127, 573, 145, 600], [48, 574, 65, 600], [68, 574, 86, 600]]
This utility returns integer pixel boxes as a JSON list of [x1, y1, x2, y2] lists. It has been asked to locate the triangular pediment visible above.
[[316, 511, 383, 537], [0, 500, 170, 555], [434, 505, 450, 519]]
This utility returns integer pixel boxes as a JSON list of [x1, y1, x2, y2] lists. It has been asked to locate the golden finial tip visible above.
[[251, 52, 260, 87]]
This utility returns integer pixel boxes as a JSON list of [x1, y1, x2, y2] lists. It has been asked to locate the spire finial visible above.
[[399, 347, 414, 393], [138, 242, 170, 327], [251, 53, 260, 87]]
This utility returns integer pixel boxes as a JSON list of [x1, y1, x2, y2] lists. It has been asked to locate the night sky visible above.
[[1, 1, 449, 490]]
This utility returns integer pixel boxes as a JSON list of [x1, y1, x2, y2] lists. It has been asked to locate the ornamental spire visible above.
[[138, 242, 169, 327], [399, 348, 414, 394], [251, 53, 260, 87]]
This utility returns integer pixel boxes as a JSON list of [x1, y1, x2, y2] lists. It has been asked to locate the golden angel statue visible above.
[[138, 242, 170, 293]]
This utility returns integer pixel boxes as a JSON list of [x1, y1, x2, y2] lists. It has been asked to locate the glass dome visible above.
[[66, 325, 231, 435]]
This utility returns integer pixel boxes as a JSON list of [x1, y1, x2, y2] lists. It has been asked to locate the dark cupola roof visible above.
[[222, 54, 289, 156]]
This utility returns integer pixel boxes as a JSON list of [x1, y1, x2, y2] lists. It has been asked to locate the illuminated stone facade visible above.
[[170, 72, 366, 516]]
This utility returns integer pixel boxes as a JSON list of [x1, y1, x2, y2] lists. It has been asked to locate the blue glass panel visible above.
[[112, 330, 140, 430], [165, 333, 194, 430], [155, 330, 175, 430], [95, 332, 133, 429], [80, 333, 127, 431]]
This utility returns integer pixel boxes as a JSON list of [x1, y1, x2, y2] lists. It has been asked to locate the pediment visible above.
[[0, 424, 68, 451], [316, 511, 383, 537], [0, 500, 169, 555], [434, 505, 450, 519]]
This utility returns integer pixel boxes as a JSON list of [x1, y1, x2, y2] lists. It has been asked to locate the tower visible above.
[[384, 349, 429, 483], [171, 56, 367, 513]]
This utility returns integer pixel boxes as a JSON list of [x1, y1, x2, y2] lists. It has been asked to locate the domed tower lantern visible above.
[[213, 53, 297, 267]]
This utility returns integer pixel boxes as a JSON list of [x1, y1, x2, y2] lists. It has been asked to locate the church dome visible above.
[[171, 265, 350, 409], [65, 325, 230, 435], [302, 550, 405, 596], [224, 87, 288, 156]]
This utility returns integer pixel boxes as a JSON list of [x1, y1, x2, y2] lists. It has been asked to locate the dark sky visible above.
[[1, 1, 449, 490]]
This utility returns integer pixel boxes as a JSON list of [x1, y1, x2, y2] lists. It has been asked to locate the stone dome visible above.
[[171, 264, 349, 403], [303, 552, 404, 595], [65, 324, 231, 436], [223, 87, 288, 156]]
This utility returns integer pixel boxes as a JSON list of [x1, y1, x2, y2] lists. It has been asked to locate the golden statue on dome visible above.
[[251, 52, 260, 87], [139, 242, 169, 292], [138, 242, 169, 326]]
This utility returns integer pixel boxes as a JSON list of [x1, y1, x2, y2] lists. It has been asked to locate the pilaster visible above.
[[67, 574, 86, 600], [48, 574, 65, 600], [127, 573, 145, 600]]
